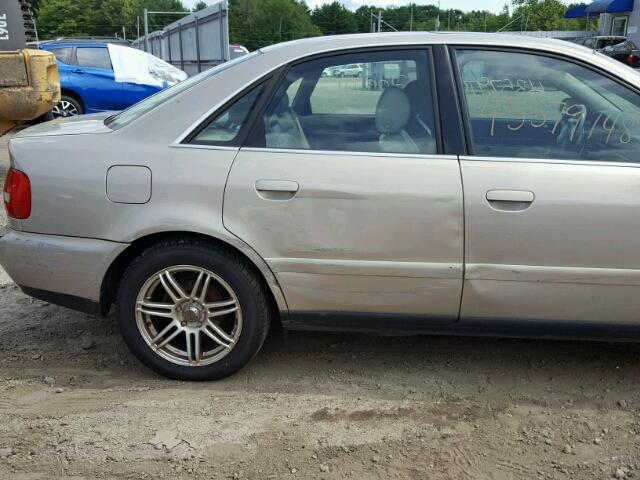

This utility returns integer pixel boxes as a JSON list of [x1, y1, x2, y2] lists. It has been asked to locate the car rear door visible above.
[[123, 83, 161, 107], [70, 46, 124, 112], [453, 47, 640, 324], [217, 48, 464, 326]]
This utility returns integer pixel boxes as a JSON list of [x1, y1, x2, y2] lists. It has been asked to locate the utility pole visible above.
[[143, 8, 149, 52], [123, 26, 126, 41], [137, 16, 140, 40], [410, 3, 413, 31], [378, 10, 382, 33]]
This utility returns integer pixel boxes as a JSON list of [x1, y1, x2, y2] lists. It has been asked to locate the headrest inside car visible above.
[[375, 87, 411, 134]]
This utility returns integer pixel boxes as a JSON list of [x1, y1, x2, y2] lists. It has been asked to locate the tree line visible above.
[[33, 0, 594, 50]]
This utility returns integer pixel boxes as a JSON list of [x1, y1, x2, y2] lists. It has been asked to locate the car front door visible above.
[[453, 47, 640, 324], [70, 46, 124, 112], [217, 49, 464, 325]]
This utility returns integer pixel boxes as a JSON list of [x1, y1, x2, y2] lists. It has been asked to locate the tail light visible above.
[[3, 167, 31, 219], [627, 54, 635, 66]]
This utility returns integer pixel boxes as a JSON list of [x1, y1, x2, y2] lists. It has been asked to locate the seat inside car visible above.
[[264, 92, 310, 149], [403, 80, 437, 154], [375, 87, 420, 154]]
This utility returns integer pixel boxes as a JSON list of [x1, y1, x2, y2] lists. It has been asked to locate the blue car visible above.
[[40, 40, 164, 118]]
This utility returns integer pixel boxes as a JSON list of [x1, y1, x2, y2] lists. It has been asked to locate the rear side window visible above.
[[249, 49, 437, 155], [189, 85, 265, 145], [76, 47, 112, 69], [48, 47, 72, 64], [455, 49, 640, 162]]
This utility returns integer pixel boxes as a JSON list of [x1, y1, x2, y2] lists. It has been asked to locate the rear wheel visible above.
[[52, 95, 83, 118], [116, 239, 271, 380]]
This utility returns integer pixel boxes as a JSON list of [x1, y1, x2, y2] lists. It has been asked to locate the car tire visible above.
[[116, 238, 271, 380], [52, 95, 83, 118]]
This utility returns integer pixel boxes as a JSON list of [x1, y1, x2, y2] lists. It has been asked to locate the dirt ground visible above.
[[1, 132, 640, 480]]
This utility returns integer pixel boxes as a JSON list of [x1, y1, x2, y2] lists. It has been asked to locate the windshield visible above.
[[105, 50, 261, 130]]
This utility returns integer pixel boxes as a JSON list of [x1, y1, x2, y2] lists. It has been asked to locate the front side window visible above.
[[76, 47, 112, 69], [456, 49, 640, 162], [250, 49, 438, 155], [190, 85, 264, 145]]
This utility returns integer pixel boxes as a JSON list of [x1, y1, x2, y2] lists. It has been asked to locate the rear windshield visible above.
[[105, 50, 261, 130]]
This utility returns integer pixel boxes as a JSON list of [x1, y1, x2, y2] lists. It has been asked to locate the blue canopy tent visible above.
[[564, 0, 635, 18], [564, 5, 589, 18]]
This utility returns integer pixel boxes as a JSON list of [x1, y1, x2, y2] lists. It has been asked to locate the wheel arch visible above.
[[59, 88, 85, 111], [99, 230, 288, 318]]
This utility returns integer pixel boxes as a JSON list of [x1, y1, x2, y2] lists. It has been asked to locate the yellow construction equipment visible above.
[[0, 1, 60, 135], [0, 49, 60, 135]]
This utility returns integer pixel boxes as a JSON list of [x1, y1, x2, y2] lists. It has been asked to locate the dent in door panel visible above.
[[224, 150, 464, 317], [462, 279, 640, 323], [460, 158, 640, 323], [278, 271, 461, 317]]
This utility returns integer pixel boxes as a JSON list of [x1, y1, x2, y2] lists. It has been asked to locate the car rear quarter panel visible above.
[[10, 134, 234, 243], [9, 134, 288, 309]]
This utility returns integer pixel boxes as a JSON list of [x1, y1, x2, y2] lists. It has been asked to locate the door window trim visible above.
[[433, 44, 467, 155], [449, 45, 640, 161]]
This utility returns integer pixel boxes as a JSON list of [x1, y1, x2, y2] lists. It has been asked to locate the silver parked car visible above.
[[2, 33, 640, 380]]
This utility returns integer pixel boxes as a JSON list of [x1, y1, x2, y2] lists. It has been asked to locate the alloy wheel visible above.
[[135, 265, 243, 367], [51, 100, 79, 118]]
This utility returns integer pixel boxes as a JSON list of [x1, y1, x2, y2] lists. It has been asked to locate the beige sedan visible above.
[[2, 32, 640, 380]]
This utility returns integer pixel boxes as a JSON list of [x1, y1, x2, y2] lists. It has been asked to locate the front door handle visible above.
[[486, 190, 534, 212], [71, 69, 85, 74], [255, 180, 299, 200]]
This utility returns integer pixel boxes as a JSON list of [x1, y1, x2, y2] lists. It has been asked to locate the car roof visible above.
[[262, 32, 582, 54], [258, 32, 599, 66], [39, 37, 129, 47], [40, 42, 109, 49]]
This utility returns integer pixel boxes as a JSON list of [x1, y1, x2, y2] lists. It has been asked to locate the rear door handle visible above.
[[255, 180, 299, 200], [486, 190, 534, 212], [486, 190, 534, 202], [71, 69, 85, 74]]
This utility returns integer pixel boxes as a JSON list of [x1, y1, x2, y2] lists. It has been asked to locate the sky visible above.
[[182, 0, 510, 14]]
